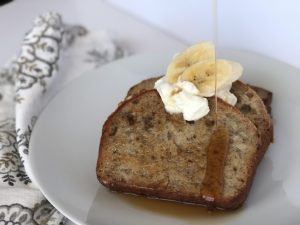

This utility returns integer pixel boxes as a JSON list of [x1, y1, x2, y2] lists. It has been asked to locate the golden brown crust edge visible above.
[[97, 90, 261, 210]]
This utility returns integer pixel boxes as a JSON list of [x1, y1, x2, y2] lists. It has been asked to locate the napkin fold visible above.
[[0, 12, 128, 225]]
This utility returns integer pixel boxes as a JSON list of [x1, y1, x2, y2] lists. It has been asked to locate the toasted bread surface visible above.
[[126, 77, 273, 160], [97, 90, 260, 210]]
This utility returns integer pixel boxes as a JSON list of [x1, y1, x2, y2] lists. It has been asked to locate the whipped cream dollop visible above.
[[155, 78, 209, 121], [155, 77, 239, 121]]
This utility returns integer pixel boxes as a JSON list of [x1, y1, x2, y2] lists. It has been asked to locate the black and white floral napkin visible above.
[[0, 12, 128, 225]]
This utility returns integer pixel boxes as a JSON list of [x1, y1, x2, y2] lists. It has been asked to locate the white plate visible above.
[[29, 50, 300, 225]]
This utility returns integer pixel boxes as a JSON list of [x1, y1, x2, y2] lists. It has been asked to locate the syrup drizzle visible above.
[[200, 0, 230, 208], [214, 51, 218, 128], [213, 0, 218, 128], [201, 126, 229, 207]]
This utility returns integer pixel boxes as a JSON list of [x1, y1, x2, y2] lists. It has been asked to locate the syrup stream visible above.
[[200, 0, 230, 206], [213, 0, 218, 128]]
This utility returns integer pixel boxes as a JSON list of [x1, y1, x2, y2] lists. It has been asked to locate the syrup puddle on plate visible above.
[[117, 193, 236, 217], [115, 192, 241, 225]]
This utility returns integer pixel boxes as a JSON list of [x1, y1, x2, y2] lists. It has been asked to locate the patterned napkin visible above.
[[0, 12, 128, 225]]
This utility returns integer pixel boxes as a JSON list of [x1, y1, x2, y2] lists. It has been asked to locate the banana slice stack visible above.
[[166, 42, 243, 97]]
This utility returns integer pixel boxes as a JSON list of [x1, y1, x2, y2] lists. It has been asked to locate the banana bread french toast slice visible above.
[[97, 90, 260, 210]]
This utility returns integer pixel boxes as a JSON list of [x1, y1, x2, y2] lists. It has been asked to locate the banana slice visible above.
[[166, 42, 215, 83], [180, 59, 243, 97]]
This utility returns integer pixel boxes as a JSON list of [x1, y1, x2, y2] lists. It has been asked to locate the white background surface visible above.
[[108, 0, 300, 69], [0, 1, 299, 224], [1, 0, 299, 68]]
